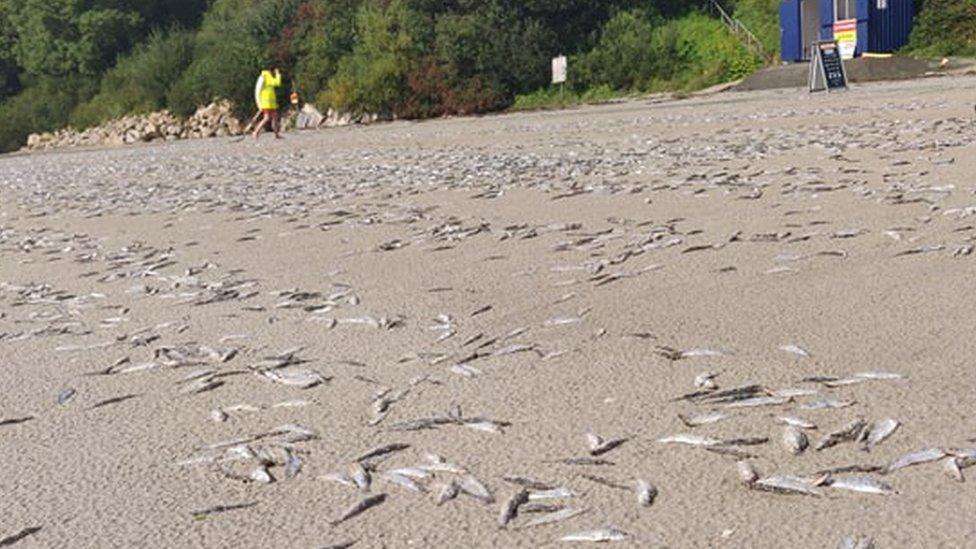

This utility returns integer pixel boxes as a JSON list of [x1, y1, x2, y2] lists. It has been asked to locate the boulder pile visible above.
[[23, 100, 382, 152], [24, 101, 243, 151]]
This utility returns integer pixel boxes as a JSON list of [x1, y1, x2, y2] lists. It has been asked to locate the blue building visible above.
[[780, 0, 915, 62]]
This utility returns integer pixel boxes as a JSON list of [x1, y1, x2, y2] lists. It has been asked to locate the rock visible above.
[[295, 103, 325, 130]]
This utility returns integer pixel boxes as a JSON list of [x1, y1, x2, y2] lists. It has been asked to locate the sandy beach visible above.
[[2, 75, 976, 548]]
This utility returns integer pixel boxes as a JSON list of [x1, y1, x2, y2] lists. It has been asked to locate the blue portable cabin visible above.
[[780, 0, 915, 62]]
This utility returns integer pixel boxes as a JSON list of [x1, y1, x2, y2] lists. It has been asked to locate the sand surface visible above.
[[2, 77, 976, 548]]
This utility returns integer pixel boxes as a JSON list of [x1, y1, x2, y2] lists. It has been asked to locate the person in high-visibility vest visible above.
[[253, 66, 283, 140]]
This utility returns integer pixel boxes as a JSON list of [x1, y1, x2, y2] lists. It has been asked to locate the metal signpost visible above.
[[552, 55, 567, 103]]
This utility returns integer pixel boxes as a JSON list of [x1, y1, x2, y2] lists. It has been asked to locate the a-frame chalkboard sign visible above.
[[808, 40, 848, 93]]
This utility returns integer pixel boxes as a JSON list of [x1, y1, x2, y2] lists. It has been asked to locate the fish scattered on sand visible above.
[[558, 528, 629, 543], [331, 494, 387, 526]]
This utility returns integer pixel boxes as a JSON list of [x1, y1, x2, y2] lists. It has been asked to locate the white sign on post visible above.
[[551, 56, 567, 84]]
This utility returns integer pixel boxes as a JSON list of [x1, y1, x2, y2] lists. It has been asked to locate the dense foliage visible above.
[[0, 0, 963, 152], [905, 0, 976, 56]]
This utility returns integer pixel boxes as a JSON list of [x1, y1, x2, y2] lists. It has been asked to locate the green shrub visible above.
[[166, 0, 299, 118], [70, 28, 194, 128], [322, 0, 429, 115], [733, 0, 780, 59], [574, 9, 660, 92], [0, 76, 94, 152], [906, 0, 976, 56]]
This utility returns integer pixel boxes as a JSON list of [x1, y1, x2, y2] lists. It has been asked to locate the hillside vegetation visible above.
[[0, 0, 968, 152]]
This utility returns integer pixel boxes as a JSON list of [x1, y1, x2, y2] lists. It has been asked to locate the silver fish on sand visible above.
[[779, 344, 810, 357], [864, 419, 899, 450], [433, 480, 460, 505], [459, 475, 494, 503], [886, 448, 947, 474], [800, 399, 855, 410], [776, 416, 817, 430], [587, 433, 628, 456], [57, 388, 76, 405], [827, 476, 894, 495], [737, 461, 759, 485], [331, 494, 387, 526], [520, 508, 587, 529], [636, 479, 657, 506], [657, 434, 721, 446], [943, 457, 964, 482], [783, 426, 808, 455], [499, 489, 529, 527], [753, 475, 823, 497], [559, 528, 629, 542], [816, 418, 867, 451], [838, 535, 876, 549], [678, 411, 728, 427]]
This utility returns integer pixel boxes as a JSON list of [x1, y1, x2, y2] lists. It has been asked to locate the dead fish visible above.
[[88, 394, 140, 410], [180, 377, 224, 395], [355, 443, 409, 463], [529, 488, 577, 501], [770, 388, 818, 398], [320, 542, 358, 549], [943, 457, 964, 482], [837, 535, 875, 549], [458, 475, 494, 503], [816, 419, 868, 451], [854, 371, 903, 381], [657, 434, 721, 446], [678, 411, 728, 428], [636, 479, 657, 506], [779, 344, 810, 357], [0, 527, 42, 546], [504, 476, 556, 491], [586, 434, 628, 456], [725, 396, 791, 409], [815, 464, 884, 476], [250, 466, 273, 484], [57, 388, 76, 405], [378, 472, 425, 493], [0, 416, 34, 427], [499, 489, 529, 527], [433, 480, 461, 505], [827, 476, 894, 495], [259, 368, 324, 389], [737, 461, 759, 485], [694, 372, 718, 390], [581, 474, 629, 491], [801, 399, 855, 410], [558, 528, 629, 542], [864, 419, 899, 450], [783, 426, 809, 455], [285, 455, 303, 479], [349, 463, 371, 491], [720, 437, 769, 447], [776, 416, 817, 430], [680, 348, 726, 358], [320, 472, 356, 488], [190, 502, 257, 518], [753, 475, 823, 497], [552, 457, 615, 466], [331, 494, 386, 526], [520, 508, 587, 529], [886, 448, 947, 474]]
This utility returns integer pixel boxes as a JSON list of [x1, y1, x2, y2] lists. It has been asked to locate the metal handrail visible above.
[[705, 0, 767, 58]]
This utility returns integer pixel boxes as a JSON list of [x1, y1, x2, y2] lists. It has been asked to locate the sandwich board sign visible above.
[[552, 55, 567, 85], [808, 40, 848, 93]]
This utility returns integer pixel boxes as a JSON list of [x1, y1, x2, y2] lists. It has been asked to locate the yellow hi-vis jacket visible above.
[[255, 70, 282, 110]]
